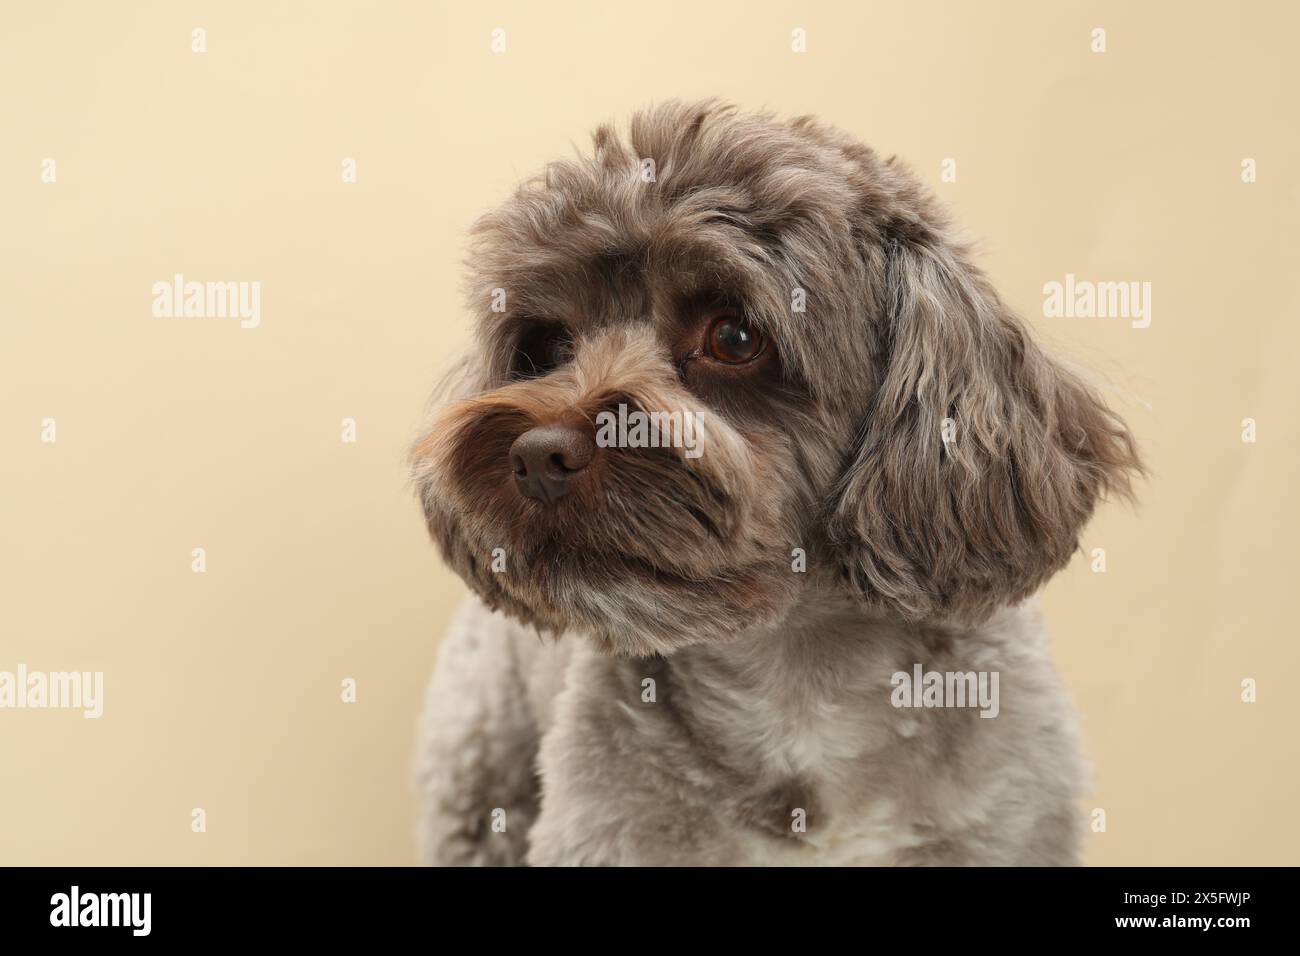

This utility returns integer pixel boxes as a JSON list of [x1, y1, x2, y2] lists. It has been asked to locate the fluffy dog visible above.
[[410, 101, 1140, 866]]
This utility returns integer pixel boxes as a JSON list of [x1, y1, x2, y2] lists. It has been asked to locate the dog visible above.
[[409, 101, 1140, 865]]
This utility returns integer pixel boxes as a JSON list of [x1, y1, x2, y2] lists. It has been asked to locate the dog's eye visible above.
[[705, 312, 765, 364], [511, 324, 572, 380]]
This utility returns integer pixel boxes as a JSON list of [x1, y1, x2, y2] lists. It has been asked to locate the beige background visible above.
[[1, 0, 1297, 865]]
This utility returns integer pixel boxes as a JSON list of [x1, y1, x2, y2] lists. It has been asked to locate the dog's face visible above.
[[412, 101, 1140, 655]]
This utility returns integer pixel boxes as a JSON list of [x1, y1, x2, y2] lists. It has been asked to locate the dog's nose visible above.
[[509, 425, 595, 503]]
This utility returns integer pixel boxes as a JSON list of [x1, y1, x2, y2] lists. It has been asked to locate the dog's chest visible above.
[[722, 714, 923, 866], [527, 607, 1072, 866], [658, 654, 924, 865], [735, 799, 926, 866]]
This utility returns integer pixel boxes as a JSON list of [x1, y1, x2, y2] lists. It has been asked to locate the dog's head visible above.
[[411, 101, 1140, 655]]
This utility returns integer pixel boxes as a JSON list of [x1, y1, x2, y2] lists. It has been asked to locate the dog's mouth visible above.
[[434, 443, 742, 581], [418, 438, 796, 647], [412, 370, 803, 648], [515, 531, 709, 591], [422, 484, 782, 647]]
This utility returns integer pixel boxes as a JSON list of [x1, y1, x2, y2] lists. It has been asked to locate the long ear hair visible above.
[[828, 233, 1142, 622]]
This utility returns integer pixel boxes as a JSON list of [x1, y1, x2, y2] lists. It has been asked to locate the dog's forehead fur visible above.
[[464, 99, 945, 400]]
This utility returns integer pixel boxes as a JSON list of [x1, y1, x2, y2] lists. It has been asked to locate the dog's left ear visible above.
[[828, 232, 1141, 622]]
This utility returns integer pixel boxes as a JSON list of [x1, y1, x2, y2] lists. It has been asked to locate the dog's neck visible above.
[[623, 589, 1024, 791]]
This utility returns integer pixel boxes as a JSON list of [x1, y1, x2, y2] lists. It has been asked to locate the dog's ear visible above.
[[828, 233, 1141, 622]]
